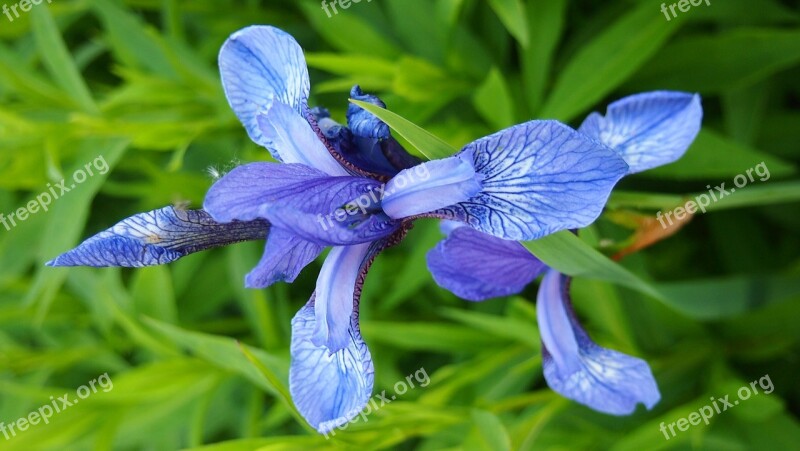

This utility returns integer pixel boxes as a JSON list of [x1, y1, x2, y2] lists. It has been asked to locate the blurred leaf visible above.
[[473, 67, 514, 129], [646, 131, 795, 180], [487, 0, 528, 47], [30, 5, 98, 114], [627, 29, 800, 94], [655, 275, 800, 320], [540, 1, 678, 121]]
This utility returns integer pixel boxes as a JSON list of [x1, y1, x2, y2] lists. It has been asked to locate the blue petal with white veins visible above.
[[290, 299, 374, 434], [433, 120, 629, 241], [219, 25, 311, 159], [579, 91, 702, 174], [47, 207, 268, 267], [537, 269, 661, 415]]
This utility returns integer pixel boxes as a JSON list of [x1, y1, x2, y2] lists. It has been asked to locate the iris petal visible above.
[[433, 120, 629, 241], [427, 226, 546, 301], [219, 26, 311, 157], [245, 228, 323, 288], [382, 155, 482, 219], [203, 162, 381, 223], [47, 207, 268, 267], [264, 207, 399, 247], [347, 85, 390, 139], [290, 299, 374, 434], [579, 91, 702, 174], [256, 99, 348, 176], [312, 243, 373, 352], [537, 269, 661, 415]]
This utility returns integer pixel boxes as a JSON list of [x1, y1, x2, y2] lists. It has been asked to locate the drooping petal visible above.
[[382, 155, 483, 219], [537, 269, 660, 415], [256, 99, 348, 176], [427, 226, 546, 301], [203, 162, 381, 223], [579, 91, 702, 174], [290, 299, 374, 434], [47, 207, 268, 267], [312, 242, 374, 352], [219, 25, 310, 158], [290, 236, 394, 433], [245, 228, 323, 288], [431, 120, 629, 241]]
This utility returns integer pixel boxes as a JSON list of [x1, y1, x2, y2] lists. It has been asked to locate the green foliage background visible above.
[[1, 0, 799, 449]]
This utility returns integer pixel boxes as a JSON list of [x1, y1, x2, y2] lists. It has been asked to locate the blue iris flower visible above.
[[48, 25, 640, 432], [428, 91, 703, 415]]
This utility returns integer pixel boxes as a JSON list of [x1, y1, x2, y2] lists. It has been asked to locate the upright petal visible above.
[[245, 228, 323, 288], [343, 85, 421, 177], [429, 121, 629, 241], [347, 85, 390, 139], [256, 99, 348, 176], [219, 26, 310, 158], [382, 155, 483, 219], [427, 226, 546, 301], [579, 91, 702, 174], [47, 207, 268, 267], [290, 299, 373, 434], [537, 269, 660, 415], [203, 162, 381, 223], [312, 242, 374, 352]]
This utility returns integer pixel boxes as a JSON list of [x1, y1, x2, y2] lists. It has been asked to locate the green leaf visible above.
[[130, 266, 178, 323], [522, 231, 664, 301], [362, 321, 508, 352], [92, 0, 178, 78], [349, 99, 457, 160], [473, 67, 515, 129], [298, 0, 401, 58], [645, 130, 796, 180], [487, 0, 529, 47], [655, 275, 800, 320], [627, 29, 800, 94], [467, 409, 512, 451], [540, 1, 678, 121], [143, 318, 288, 396], [522, 0, 567, 113], [30, 5, 98, 114]]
